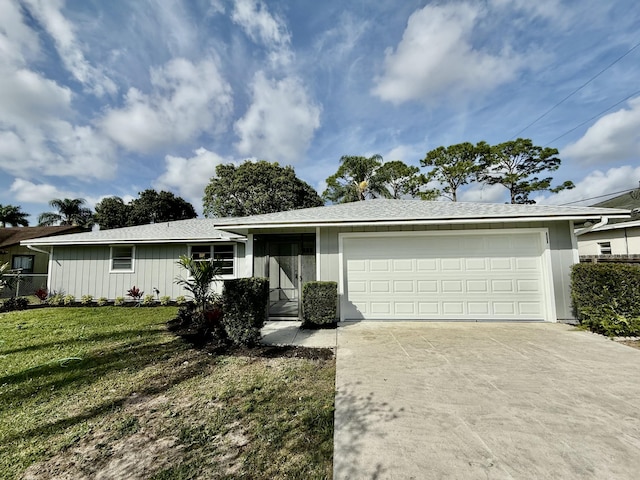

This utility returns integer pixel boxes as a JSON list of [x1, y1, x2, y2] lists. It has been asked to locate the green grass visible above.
[[0, 307, 335, 479]]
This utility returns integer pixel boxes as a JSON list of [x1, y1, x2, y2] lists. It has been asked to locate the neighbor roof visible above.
[[584, 218, 640, 233], [212, 199, 630, 229], [0, 226, 85, 248], [22, 219, 244, 246]]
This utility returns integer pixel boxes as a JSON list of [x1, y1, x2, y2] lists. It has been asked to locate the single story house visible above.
[[1, 225, 85, 297], [576, 218, 640, 262], [22, 200, 629, 322]]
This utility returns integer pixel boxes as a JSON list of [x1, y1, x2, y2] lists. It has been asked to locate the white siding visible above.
[[48, 244, 231, 299]]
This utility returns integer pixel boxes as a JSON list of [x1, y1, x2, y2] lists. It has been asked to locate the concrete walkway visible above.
[[260, 321, 337, 348], [333, 321, 640, 480]]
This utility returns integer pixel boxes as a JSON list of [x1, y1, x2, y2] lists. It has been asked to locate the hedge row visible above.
[[571, 263, 640, 336]]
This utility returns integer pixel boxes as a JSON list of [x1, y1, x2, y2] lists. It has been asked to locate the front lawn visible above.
[[0, 307, 335, 479]]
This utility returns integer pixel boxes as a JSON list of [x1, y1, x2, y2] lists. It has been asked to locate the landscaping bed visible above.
[[0, 307, 335, 479]]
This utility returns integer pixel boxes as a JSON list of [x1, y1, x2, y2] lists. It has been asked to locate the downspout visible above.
[[574, 216, 608, 237], [26, 245, 53, 293]]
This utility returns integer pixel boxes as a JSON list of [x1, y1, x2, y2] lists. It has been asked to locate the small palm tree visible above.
[[175, 255, 222, 314], [38, 198, 94, 228], [0, 204, 29, 227]]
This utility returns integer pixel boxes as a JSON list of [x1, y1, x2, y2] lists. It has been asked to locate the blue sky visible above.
[[1, 0, 639, 223]]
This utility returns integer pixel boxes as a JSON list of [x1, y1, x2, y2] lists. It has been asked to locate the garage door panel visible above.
[[342, 232, 549, 321]]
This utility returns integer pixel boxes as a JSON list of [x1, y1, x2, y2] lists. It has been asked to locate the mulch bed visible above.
[[167, 318, 334, 360]]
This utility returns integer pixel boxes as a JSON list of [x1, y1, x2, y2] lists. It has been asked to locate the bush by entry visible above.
[[302, 281, 338, 328]]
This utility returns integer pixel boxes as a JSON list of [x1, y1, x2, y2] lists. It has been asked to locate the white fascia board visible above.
[[589, 219, 640, 232], [22, 236, 246, 246], [214, 214, 630, 231]]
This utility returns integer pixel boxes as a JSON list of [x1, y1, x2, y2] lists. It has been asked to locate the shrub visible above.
[[175, 295, 187, 306], [159, 295, 171, 306], [63, 294, 75, 305], [47, 293, 64, 306], [571, 263, 640, 336], [222, 277, 269, 346], [1, 296, 29, 312], [81, 294, 94, 305], [34, 288, 48, 303], [97, 297, 109, 306], [127, 286, 144, 304], [302, 281, 338, 328], [114, 296, 125, 306], [142, 294, 155, 306]]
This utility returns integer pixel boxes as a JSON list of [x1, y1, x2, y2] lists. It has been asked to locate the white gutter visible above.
[[26, 244, 52, 255], [575, 216, 609, 236]]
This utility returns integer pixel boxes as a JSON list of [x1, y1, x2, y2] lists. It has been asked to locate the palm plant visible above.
[[0, 204, 29, 227], [38, 198, 94, 228], [175, 255, 222, 314]]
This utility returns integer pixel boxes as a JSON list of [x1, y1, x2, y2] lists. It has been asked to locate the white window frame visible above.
[[598, 241, 612, 255], [188, 243, 236, 279], [110, 245, 135, 273]]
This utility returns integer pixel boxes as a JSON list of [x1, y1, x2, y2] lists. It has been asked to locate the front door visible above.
[[263, 234, 316, 318]]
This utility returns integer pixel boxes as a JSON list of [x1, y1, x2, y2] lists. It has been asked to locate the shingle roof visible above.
[[0, 226, 85, 248], [22, 219, 244, 246], [22, 200, 630, 245], [212, 199, 630, 228]]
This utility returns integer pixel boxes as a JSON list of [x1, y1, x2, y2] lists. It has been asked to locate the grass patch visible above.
[[0, 307, 335, 479]]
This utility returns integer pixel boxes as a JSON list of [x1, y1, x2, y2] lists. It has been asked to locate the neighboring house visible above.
[[22, 200, 629, 322], [1, 226, 85, 297], [576, 219, 640, 262]]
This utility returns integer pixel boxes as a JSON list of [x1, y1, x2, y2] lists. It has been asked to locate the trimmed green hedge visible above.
[[222, 277, 269, 346], [302, 281, 337, 328], [571, 263, 640, 336]]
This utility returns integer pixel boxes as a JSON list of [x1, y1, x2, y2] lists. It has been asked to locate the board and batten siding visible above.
[[48, 242, 246, 300], [317, 221, 577, 322]]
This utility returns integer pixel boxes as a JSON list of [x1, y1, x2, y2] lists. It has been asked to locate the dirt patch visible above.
[[619, 340, 640, 350], [22, 394, 184, 480]]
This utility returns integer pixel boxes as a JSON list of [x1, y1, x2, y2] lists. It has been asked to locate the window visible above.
[[190, 244, 235, 276], [598, 242, 612, 255], [111, 246, 134, 272], [12, 255, 34, 273]]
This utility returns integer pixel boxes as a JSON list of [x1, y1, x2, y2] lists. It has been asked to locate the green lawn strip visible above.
[[0, 307, 335, 480]]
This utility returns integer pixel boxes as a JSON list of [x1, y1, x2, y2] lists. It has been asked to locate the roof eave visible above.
[[214, 213, 631, 230], [22, 236, 246, 247]]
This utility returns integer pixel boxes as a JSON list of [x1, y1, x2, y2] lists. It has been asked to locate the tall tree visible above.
[[323, 155, 392, 203], [421, 142, 489, 201], [130, 189, 197, 224], [478, 138, 574, 204], [375, 161, 437, 200], [0, 204, 29, 227], [38, 198, 94, 228], [203, 160, 323, 218], [94, 191, 197, 229], [94, 196, 132, 230]]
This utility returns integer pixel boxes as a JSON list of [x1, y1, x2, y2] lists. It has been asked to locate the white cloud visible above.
[[372, 3, 522, 104], [0, 0, 41, 66], [101, 57, 233, 153], [562, 97, 640, 164], [234, 72, 321, 163], [232, 0, 291, 66], [22, 0, 117, 97], [537, 165, 640, 206], [490, 0, 565, 23], [459, 183, 506, 203], [9, 178, 75, 204], [154, 147, 232, 211]]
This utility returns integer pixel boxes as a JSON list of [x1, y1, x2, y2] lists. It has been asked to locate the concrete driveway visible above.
[[333, 322, 640, 479]]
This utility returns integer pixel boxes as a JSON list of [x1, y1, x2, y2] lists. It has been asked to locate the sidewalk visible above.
[[260, 321, 337, 348]]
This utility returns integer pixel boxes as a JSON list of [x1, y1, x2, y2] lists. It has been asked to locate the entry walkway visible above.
[[260, 320, 337, 348], [333, 321, 640, 479]]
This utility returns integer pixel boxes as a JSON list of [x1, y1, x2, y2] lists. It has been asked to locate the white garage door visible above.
[[341, 231, 552, 321]]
